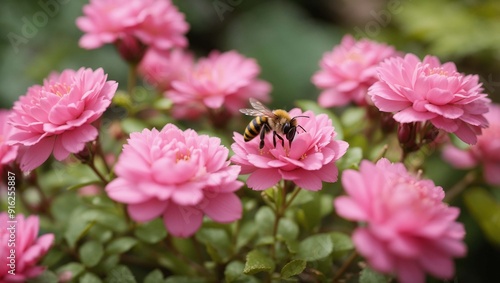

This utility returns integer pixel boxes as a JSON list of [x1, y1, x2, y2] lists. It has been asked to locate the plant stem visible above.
[[87, 161, 108, 185], [332, 250, 358, 282], [128, 63, 138, 96], [444, 171, 477, 203]]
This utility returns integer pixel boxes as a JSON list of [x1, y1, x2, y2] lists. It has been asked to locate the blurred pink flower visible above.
[[139, 48, 194, 92], [7, 68, 118, 172], [443, 103, 500, 185], [231, 109, 348, 191], [368, 54, 490, 145], [77, 0, 188, 51], [167, 50, 271, 120], [0, 110, 18, 175], [106, 124, 243, 237], [0, 213, 54, 282], [334, 158, 466, 283], [312, 35, 398, 107]]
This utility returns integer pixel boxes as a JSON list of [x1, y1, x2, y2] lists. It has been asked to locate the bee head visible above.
[[285, 115, 309, 145]]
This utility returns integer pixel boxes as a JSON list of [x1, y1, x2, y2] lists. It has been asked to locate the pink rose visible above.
[[106, 124, 243, 237], [368, 54, 490, 144], [443, 103, 500, 185], [334, 158, 466, 283], [0, 213, 54, 282], [312, 35, 398, 107], [8, 68, 117, 171], [231, 109, 348, 191]]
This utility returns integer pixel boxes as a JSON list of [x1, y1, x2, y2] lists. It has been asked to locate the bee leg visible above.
[[259, 124, 270, 149], [273, 131, 284, 148]]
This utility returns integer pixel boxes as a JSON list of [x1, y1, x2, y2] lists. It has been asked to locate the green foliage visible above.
[[280, 259, 306, 279], [464, 188, 500, 246], [243, 250, 275, 275]]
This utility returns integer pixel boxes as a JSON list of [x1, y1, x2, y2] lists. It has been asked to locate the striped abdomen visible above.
[[244, 116, 269, 142]]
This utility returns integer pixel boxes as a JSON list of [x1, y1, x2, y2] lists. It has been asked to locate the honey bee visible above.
[[240, 98, 308, 149]]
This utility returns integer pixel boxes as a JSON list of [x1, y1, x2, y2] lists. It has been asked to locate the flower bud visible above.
[[115, 35, 147, 64]]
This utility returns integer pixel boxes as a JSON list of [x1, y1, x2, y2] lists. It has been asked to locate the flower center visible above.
[[176, 150, 191, 163], [427, 67, 448, 77], [48, 83, 71, 97]]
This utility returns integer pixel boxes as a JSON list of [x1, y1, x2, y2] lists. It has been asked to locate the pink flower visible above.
[[231, 109, 348, 191], [368, 53, 490, 145], [312, 35, 398, 107], [105, 124, 243, 237], [167, 51, 271, 119], [7, 68, 118, 172], [334, 158, 466, 283], [0, 213, 54, 282], [0, 110, 18, 175], [139, 48, 194, 92], [443, 103, 500, 185], [77, 0, 188, 51]]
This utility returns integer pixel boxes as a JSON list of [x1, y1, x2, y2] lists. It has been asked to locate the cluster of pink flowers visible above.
[[165, 51, 272, 120], [77, 0, 188, 52], [368, 54, 490, 145], [231, 109, 348, 191], [0, 111, 18, 175], [7, 68, 117, 172], [443, 103, 500, 185], [105, 124, 243, 237], [334, 158, 467, 283], [0, 213, 54, 282], [312, 35, 398, 107]]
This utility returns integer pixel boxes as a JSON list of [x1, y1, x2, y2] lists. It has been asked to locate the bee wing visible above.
[[239, 98, 276, 118]]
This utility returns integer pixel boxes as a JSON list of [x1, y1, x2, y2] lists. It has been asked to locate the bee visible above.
[[240, 98, 308, 149]]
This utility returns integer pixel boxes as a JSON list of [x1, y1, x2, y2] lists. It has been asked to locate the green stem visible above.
[[444, 171, 477, 203], [332, 250, 358, 282], [128, 63, 138, 96]]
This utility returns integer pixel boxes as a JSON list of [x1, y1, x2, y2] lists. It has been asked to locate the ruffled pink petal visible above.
[[202, 193, 242, 222], [127, 199, 168, 222], [18, 136, 55, 171], [60, 124, 98, 154], [105, 178, 151, 204], [246, 169, 281, 190], [334, 196, 367, 220], [163, 203, 203, 238]]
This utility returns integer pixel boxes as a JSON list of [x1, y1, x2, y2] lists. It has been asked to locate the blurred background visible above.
[[1, 0, 499, 281]]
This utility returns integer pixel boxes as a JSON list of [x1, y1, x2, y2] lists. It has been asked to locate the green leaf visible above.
[[337, 147, 363, 170], [330, 232, 354, 251], [164, 277, 207, 283], [359, 266, 389, 283], [196, 228, 231, 262], [134, 218, 167, 244], [121, 117, 148, 134], [144, 269, 164, 283], [98, 255, 120, 273], [295, 234, 333, 261], [464, 188, 500, 246], [277, 218, 299, 242], [104, 265, 137, 283], [255, 206, 275, 237], [80, 272, 103, 283], [236, 222, 258, 251], [82, 209, 127, 233], [56, 262, 85, 279], [295, 100, 344, 140], [27, 270, 58, 283], [66, 180, 102, 191], [341, 107, 366, 133], [79, 241, 104, 267], [51, 193, 84, 223], [106, 237, 138, 254], [243, 250, 275, 275], [280, 259, 306, 279], [225, 261, 245, 283]]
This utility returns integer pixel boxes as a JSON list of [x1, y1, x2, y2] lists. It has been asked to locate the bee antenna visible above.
[[291, 115, 310, 121], [298, 125, 307, 133]]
